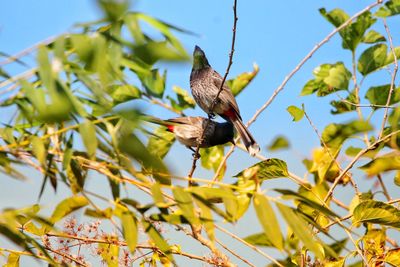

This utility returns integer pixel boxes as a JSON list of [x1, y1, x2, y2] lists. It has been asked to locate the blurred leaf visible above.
[[362, 30, 386, 44], [253, 194, 283, 250], [98, 240, 119, 267], [301, 62, 351, 96], [50, 196, 88, 224], [287, 105, 304, 122], [365, 84, 400, 109], [167, 86, 195, 111], [133, 41, 189, 64], [353, 200, 400, 227], [200, 145, 225, 173], [359, 155, 400, 176], [320, 9, 375, 51], [227, 64, 259, 96], [193, 199, 214, 241], [98, 0, 129, 21], [172, 187, 200, 226], [109, 84, 142, 105], [121, 211, 138, 253], [267, 135, 290, 151], [37, 46, 55, 92], [323, 258, 346, 267], [139, 69, 166, 98], [141, 219, 173, 262], [235, 159, 289, 181], [79, 120, 98, 159], [321, 120, 372, 148], [243, 232, 273, 247], [375, 0, 400, 17], [362, 228, 385, 265], [358, 44, 387, 76], [385, 248, 400, 266], [277, 203, 325, 259], [31, 136, 47, 166], [5, 252, 20, 267], [120, 133, 170, 185], [85, 207, 113, 219], [147, 126, 175, 159], [384, 46, 400, 66], [395, 171, 400, 186]]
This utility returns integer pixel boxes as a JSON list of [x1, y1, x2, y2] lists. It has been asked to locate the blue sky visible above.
[[1, 0, 400, 266]]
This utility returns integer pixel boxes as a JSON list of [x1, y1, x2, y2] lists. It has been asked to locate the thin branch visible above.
[[211, 0, 384, 181], [378, 18, 398, 140], [324, 129, 400, 203], [215, 238, 256, 267], [215, 224, 284, 267], [187, 0, 238, 183]]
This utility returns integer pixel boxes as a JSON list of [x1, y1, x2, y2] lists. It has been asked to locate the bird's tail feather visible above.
[[231, 118, 260, 156]]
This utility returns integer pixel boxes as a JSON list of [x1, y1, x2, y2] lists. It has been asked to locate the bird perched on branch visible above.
[[145, 116, 235, 152], [190, 45, 260, 156]]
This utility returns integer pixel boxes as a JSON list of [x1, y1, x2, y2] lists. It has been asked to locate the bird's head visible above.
[[192, 45, 210, 70]]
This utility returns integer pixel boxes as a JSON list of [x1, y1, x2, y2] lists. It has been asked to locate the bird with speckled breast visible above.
[[190, 45, 260, 156]]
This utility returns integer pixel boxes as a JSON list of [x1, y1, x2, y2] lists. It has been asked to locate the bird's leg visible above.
[[187, 146, 201, 159], [207, 113, 216, 120]]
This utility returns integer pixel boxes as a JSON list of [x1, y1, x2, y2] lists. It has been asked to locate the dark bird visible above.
[[146, 116, 235, 152], [190, 45, 260, 156]]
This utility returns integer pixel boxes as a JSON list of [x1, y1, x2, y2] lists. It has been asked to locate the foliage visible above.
[[0, 0, 400, 266]]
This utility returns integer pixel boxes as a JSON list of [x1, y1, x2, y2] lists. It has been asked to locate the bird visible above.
[[145, 116, 235, 153], [190, 45, 260, 156]]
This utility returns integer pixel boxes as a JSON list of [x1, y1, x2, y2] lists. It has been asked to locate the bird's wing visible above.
[[211, 70, 241, 119]]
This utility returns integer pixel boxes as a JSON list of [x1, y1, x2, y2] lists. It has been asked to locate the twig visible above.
[[45, 246, 89, 267], [378, 18, 398, 139], [0, 68, 37, 89], [215, 224, 284, 267], [215, 238, 256, 267], [324, 129, 400, 203], [212, 0, 384, 181], [187, 0, 238, 183]]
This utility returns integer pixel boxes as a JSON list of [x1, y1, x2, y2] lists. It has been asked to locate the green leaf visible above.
[[37, 46, 55, 92], [133, 41, 189, 64], [227, 64, 259, 96], [287, 105, 304, 122], [353, 200, 400, 227], [79, 120, 98, 159], [320, 9, 375, 51], [234, 158, 289, 180], [321, 120, 372, 148], [384, 46, 400, 66], [375, 0, 400, 17], [365, 84, 400, 109], [267, 135, 290, 151], [121, 211, 138, 253], [359, 155, 400, 176], [50, 196, 88, 224], [147, 126, 175, 159], [167, 86, 195, 111], [109, 84, 142, 105], [193, 199, 214, 241], [253, 194, 283, 250], [172, 187, 200, 226], [139, 69, 166, 98], [277, 203, 324, 259], [330, 91, 357, 114], [301, 62, 351, 97], [357, 44, 387, 76], [362, 30, 386, 44], [243, 232, 274, 247]]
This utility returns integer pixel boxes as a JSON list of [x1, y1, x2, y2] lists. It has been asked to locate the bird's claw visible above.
[[208, 113, 216, 120], [192, 152, 201, 160]]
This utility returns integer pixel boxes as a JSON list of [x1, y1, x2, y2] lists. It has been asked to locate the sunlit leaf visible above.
[[253, 194, 283, 250], [31, 136, 47, 166], [362, 30, 386, 44], [133, 41, 189, 64], [358, 44, 387, 76], [277, 203, 324, 259], [227, 64, 259, 96], [243, 232, 273, 247], [362, 228, 385, 265], [139, 69, 166, 98], [121, 211, 138, 253], [322, 120, 372, 148], [359, 155, 400, 176], [286, 105, 304, 122], [141, 219, 173, 261], [50, 196, 89, 224], [375, 0, 400, 17], [172, 186, 200, 226], [109, 84, 142, 105], [147, 126, 175, 159], [79, 120, 98, 159], [234, 158, 289, 181], [167, 86, 195, 111], [353, 200, 400, 227], [385, 248, 400, 266], [330, 91, 357, 114], [267, 135, 290, 151], [200, 145, 225, 173]]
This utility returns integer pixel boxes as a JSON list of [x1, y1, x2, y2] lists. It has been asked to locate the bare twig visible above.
[[216, 238, 256, 267], [187, 0, 238, 183], [212, 0, 384, 182], [378, 18, 398, 139]]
